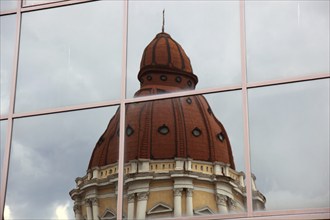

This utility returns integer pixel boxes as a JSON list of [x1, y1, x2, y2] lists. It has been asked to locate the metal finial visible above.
[[162, 9, 165, 32]]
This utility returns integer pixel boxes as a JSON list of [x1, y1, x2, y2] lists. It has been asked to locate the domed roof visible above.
[[138, 32, 198, 93], [88, 32, 235, 170], [140, 32, 193, 74]]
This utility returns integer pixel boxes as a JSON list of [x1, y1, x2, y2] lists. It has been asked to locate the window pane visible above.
[[15, 1, 123, 113], [246, 1, 329, 82], [249, 79, 330, 211], [5, 106, 118, 219], [127, 1, 241, 98], [0, 120, 8, 180], [119, 92, 252, 219], [23, 0, 68, 7], [0, 0, 17, 12], [0, 15, 16, 116]]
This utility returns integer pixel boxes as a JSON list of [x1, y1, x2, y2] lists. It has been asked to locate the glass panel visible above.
[[5, 106, 118, 219], [246, 1, 330, 82], [1, 120, 8, 180], [0, 15, 16, 116], [15, 1, 123, 113], [127, 1, 241, 98], [120, 91, 249, 219], [0, 0, 17, 11], [23, 0, 68, 7], [249, 79, 330, 211]]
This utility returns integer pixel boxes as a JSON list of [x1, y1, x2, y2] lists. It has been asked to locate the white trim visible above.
[[101, 208, 116, 220], [194, 206, 215, 215], [147, 203, 173, 215]]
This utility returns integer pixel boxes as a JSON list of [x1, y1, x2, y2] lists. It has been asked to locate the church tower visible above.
[[70, 31, 266, 219]]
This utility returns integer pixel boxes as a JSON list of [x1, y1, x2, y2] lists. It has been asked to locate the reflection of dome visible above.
[[71, 31, 265, 220], [88, 32, 235, 170], [138, 32, 198, 92]]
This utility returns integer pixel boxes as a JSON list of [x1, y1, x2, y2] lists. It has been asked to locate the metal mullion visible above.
[[20, 0, 94, 13], [116, 0, 128, 219], [240, 0, 253, 216], [124, 84, 242, 105], [10, 99, 121, 120], [0, 10, 17, 16], [0, 0, 22, 217], [252, 208, 330, 219], [247, 73, 330, 89]]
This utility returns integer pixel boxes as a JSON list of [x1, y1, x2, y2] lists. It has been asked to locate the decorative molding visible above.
[[228, 197, 237, 208], [101, 208, 116, 220], [194, 206, 214, 215], [216, 194, 227, 206], [147, 203, 173, 215], [84, 198, 91, 206], [73, 204, 81, 213], [128, 193, 135, 203], [186, 188, 193, 197], [91, 197, 98, 205], [173, 188, 183, 196], [137, 192, 149, 201]]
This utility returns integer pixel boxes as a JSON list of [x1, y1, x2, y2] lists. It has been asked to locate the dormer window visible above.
[[147, 75, 152, 81], [126, 125, 134, 137], [217, 132, 225, 142], [192, 127, 202, 137], [186, 97, 192, 104], [175, 76, 182, 83], [160, 75, 167, 81], [158, 124, 169, 135]]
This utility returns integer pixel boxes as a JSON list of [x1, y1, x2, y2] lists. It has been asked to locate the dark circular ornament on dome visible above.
[[187, 80, 192, 87], [217, 132, 225, 142], [207, 107, 212, 114], [140, 78, 144, 83], [175, 76, 182, 83], [186, 98, 192, 104], [158, 124, 169, 135], [160, 75, 167, 81], [192, 127, 202, 137], [126, 125, 134, 137], [147, 75, 152, 81]]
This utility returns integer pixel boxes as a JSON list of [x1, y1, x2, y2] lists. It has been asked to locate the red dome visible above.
[[88, 32, 235, 170]]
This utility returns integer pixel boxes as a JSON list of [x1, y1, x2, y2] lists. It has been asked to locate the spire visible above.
[[162, 9, 165, 33]]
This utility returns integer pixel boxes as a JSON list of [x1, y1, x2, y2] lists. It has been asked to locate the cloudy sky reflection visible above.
[[249, 79, 330, 210], [5, 107, 117, 219], [14, 1, 123, 113], [2, 0, 329, 219]]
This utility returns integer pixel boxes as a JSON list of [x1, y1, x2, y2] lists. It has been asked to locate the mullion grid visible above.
[[0, 0, 329, 219]]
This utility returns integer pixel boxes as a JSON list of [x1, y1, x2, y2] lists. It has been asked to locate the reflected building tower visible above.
[[70, 31, 266, 219]]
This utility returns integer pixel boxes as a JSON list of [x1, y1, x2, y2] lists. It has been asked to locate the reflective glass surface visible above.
[[121, 92, 247, 219], [0, 15, 16, 116], [246, 1, 329, 82], [249, 79, 330, 211], [0, 120, 8, 180], [15, 1, 123, 113], [5, 107, 118, 219], [127, 1, 241, 98], [0, 0, 17, 11], [23, 0, 67, 6]]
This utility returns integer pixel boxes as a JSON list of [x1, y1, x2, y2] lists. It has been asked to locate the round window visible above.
[[217, 132, 225, 142], [192, 127, 202, 137], [158, 124, 169, 135], [126, 125, 134, 137], [160, 75, 167, 81]]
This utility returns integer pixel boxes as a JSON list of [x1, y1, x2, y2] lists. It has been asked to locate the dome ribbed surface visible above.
[[140, 32, 193, 74], [88, 32, 236, 170]]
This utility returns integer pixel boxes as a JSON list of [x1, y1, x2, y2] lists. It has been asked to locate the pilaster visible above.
[[173, 188, 183, 217]]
